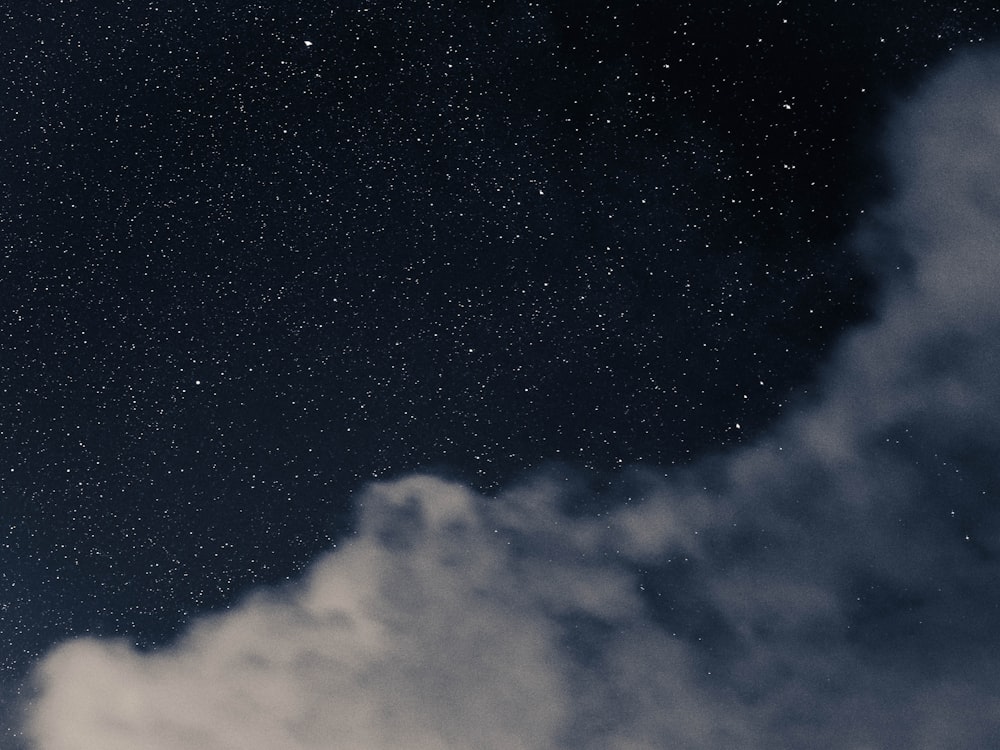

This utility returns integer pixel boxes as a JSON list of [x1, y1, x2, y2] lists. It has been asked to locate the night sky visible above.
[[3, 2, 1000, 748]]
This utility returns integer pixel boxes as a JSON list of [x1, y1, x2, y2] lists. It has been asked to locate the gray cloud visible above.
[[20, 49, 1000, 749]]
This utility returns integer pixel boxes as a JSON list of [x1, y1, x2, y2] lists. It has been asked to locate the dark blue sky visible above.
[[3, 2, 1000, 747]]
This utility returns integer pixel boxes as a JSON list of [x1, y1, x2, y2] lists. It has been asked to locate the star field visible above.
[[2, 2, 1000, 741]]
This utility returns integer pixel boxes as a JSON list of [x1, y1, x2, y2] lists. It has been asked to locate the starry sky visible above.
[[3, 2, 1000, 748]]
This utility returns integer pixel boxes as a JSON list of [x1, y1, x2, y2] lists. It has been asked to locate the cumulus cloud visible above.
[[20, 50, 1000, 749], [24, 476, 733, 749]]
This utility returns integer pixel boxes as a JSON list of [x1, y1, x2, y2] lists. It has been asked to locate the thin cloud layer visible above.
[[21, 50, 1000, 749]]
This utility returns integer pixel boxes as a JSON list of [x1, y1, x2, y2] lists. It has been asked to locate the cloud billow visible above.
[[22, 50, 1000, 750]]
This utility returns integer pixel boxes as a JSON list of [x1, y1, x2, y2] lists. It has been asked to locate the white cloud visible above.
[[21, 50, 1000, 750]]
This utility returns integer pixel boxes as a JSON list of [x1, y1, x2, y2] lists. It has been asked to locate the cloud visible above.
[[22, 476, 728, 749], [20, 49, 1000, 749]]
